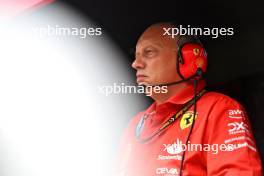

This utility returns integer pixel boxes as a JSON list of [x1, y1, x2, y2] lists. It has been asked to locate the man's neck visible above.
[[151, 82, 189, 106]]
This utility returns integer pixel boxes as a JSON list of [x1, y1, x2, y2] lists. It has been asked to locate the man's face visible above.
[[132, 24, 181, 86]]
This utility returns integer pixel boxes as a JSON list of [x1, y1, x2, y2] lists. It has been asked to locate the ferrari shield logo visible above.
[[180, 111, 198, 130], [193, 48, 200, 56]]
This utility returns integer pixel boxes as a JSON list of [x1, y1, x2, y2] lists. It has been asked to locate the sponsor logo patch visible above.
[[180, 111, 197, 130], [228, 109, 245, 119], [157, 139, 183, 161], [156, 167, 178, 175], [227, 122, 249, 135]]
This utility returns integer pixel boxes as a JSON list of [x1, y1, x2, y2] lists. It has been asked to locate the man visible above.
[[116, 23, 263, 176]]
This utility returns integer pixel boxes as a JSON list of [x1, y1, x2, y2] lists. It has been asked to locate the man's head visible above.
[[132, 23, 181, 86], [132, 22, 207, 103]]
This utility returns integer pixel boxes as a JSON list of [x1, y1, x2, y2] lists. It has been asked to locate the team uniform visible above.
[[116, 80, 263, 176]]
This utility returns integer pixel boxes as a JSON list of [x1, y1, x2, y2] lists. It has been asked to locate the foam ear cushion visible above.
[[179, 43, 207, 79]]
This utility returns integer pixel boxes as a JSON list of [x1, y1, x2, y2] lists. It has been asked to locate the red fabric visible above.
[[180, 44, 207, 79], [116, 80, 263, 176]]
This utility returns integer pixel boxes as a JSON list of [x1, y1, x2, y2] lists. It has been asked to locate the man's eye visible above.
[[146, 49, 154, 53], [145, 49, 157, 57]]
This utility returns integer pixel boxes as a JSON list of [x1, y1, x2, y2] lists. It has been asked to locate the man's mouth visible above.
[[136, 74, 147, 82], [136, 73, 147, 77]]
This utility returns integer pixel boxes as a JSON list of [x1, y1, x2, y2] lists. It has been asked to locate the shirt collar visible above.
[[145, 79, 206, 114], [166, 79, 206, 105]]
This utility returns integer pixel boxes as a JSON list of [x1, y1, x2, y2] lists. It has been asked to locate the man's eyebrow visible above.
[[134, 40, 165, 54], [141, 43, 164, 50], [135, 45, 159, 54], [146, 43, 163, 49]]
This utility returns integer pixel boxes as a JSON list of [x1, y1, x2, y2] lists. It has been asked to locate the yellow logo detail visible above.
[[180, 111, 198, 130], [193, 48, 200, 56]]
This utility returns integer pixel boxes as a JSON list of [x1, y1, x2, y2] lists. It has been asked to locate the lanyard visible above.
[[135, 89, 207, 144]]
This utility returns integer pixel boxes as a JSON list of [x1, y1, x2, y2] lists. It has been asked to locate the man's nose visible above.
[[131, 56, 145, 70]]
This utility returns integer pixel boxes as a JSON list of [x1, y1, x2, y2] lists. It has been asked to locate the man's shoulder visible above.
[[201, 91, 243, 109], [202, 91, 237, 102]]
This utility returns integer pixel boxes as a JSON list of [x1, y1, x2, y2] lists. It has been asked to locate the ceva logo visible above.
[[156, 167, 178, 175]]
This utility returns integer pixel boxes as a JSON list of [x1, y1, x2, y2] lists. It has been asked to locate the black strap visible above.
[[135, 89, 207, 144]]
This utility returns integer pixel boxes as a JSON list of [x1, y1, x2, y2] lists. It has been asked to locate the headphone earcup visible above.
[[178, 43, 207, 79]]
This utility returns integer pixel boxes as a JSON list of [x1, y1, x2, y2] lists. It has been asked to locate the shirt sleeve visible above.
[[205, 96, 263, 176]]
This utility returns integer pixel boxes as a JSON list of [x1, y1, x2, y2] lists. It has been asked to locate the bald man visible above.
[[116, 23, 262, 176]]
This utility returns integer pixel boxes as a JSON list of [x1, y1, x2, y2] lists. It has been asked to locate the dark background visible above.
[[57, 0, 264, 164]]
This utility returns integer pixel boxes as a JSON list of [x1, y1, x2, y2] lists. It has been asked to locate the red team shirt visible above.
[[117, 80, 263, 176]]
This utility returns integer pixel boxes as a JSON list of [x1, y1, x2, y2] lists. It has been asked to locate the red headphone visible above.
[[177, 38, 208, 80]]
